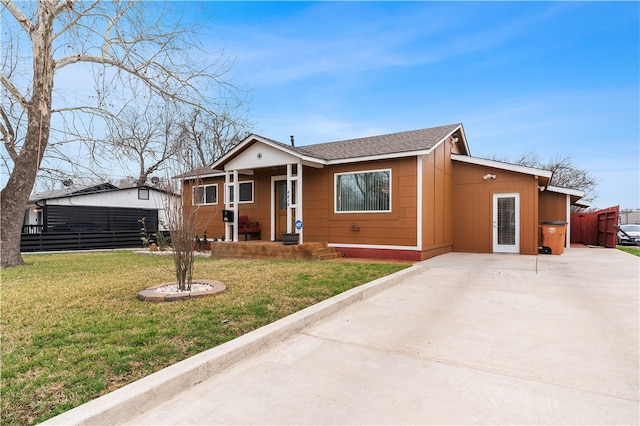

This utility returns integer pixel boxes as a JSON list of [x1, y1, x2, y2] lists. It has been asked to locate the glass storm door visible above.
[[493, 193, 520, 253]]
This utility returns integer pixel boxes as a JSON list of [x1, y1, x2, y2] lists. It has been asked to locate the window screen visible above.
[[194, 184, 217, 205], [335, 170, 391, 213]]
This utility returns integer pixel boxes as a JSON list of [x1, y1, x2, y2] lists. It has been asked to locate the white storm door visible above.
[[493, 193, 520, 253]]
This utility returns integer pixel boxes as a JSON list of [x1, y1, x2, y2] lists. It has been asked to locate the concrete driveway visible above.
[[45, 248, 639, 425]]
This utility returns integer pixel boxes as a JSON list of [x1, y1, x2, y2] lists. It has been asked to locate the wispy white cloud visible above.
[[206, 2, 580, 88]]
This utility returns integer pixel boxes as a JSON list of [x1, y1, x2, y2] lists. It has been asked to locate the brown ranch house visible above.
[[180, 123, 586, 261]]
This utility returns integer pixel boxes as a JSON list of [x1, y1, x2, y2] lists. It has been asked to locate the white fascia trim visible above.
[[211, 134, 456, 169], [210, 138, 253, 169], [254, 137, 325, 167], [212, 135, 325, 169], [183, 171, 226, 180], [436, 124, 470, 155], [451, 154, 553, 178], [183, 170, 256, 180], [328, 243, 420, 251], [325, 149, 434, 166], [546, 185, 584, 197]]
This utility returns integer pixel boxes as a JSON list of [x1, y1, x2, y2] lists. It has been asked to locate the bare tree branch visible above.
[[1, 0, 250, 266], [0, 0, 33, 34]]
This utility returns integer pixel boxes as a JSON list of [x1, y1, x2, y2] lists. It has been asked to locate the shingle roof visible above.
[[29, 183, 119, 202], [294, 123, 461, 161]]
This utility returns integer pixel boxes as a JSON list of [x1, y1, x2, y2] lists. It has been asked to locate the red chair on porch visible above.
[[238, 215, 260, 241]]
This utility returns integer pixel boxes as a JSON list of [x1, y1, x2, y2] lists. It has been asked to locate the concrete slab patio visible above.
[[44, 248, 639, 425]]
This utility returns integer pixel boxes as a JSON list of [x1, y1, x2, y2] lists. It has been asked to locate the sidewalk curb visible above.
[[42, 263, 425, 425]]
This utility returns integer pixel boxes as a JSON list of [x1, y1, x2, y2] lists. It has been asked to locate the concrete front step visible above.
[[210, 241, 339, 261], [314, 247, 342, 260]]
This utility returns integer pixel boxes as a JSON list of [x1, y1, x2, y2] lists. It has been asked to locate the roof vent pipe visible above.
[[290, 135, 295, 147]]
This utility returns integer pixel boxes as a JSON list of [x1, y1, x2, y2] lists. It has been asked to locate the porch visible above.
[[210, 241, 341, 261]]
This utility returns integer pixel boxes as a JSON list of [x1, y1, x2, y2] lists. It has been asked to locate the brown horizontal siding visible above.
[[326, 158, 418, 247], [184, 157, 420, 247], [539, 191, 567, 223], [452, 161, 539, 255], [420, 140, 454, 255]]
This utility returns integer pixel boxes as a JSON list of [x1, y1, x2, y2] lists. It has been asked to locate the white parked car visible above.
[[617, 224, 640, 245]]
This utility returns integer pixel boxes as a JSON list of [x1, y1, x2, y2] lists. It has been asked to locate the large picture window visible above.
[[228, 181, 254, 203], [193, 184, 218, 205], [335, 169, 391, 213]]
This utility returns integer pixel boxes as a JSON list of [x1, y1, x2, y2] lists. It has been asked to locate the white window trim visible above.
[[334, 168, 392, 214], [193, 184, 218, 205], [138, 187, 150, 200], [227, 180, 254, 204]]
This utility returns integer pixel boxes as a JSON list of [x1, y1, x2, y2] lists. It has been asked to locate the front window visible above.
[[335, 169, 391, 213], [228, 181, 254, 203], [193, 184, 218, 205]]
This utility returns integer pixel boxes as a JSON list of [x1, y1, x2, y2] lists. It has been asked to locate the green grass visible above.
[[0, 251, 407, 425], [617, 245, 640, 256]]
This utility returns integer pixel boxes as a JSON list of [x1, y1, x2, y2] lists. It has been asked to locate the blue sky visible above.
[[196, 1, 639, 210]]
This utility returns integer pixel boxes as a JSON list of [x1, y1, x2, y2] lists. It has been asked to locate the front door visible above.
[[275, 181, 288, 240], [493, 193, 520, 253], [273, 178, 297, 241]]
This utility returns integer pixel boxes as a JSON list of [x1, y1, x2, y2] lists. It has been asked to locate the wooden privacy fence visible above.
[[570, 205, 619, 248], [20, 205, 159, 252], [20, 231, 142, 252]]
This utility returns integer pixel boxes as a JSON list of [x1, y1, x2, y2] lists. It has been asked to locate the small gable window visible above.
[[193, 184, 218, 205], [138, 187, 150, 200], [335, 169, 391, 213]]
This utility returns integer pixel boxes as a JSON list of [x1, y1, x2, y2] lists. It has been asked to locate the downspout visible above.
[[416, 156, 423, 251]]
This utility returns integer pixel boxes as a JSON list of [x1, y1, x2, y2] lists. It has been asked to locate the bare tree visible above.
[[162, 177, 197, 291], [101, 98, 251, 185], [494, 151, 598, 206], [102, 100, 183, 186], [177, 105, 251, 170], [1, 1, 242, 267]]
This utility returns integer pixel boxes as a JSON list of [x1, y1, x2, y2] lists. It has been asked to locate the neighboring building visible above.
[[22, 183, 179, 252], [181, 123, 585, 261], [619, 209, 640, 225], [24, 183, 177, 233]]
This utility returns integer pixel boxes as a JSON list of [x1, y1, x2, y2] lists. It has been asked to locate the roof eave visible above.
[[445, 123, 470, 156], [452, 154, 553, 179], [211, 134, 325, 170], [546, 185, 584, 197], [325, 149, 434, 165]]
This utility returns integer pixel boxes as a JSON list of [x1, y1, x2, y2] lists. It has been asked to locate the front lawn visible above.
[[1, 251, 408, 425]]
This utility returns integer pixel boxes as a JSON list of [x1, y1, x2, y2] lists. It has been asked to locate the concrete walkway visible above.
[[45, 249, 639, 425]]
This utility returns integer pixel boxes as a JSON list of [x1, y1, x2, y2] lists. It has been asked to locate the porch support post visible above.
[[286, 164, 293, 234], [224, 171, 230, 242], [232, 169, 239, 242], [297, 161, 303, 244], [223, 170, 239, 242], [285, 163, 302, 243]]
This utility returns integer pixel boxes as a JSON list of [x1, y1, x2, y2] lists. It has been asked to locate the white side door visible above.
[[493, 193, 520, 253]]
